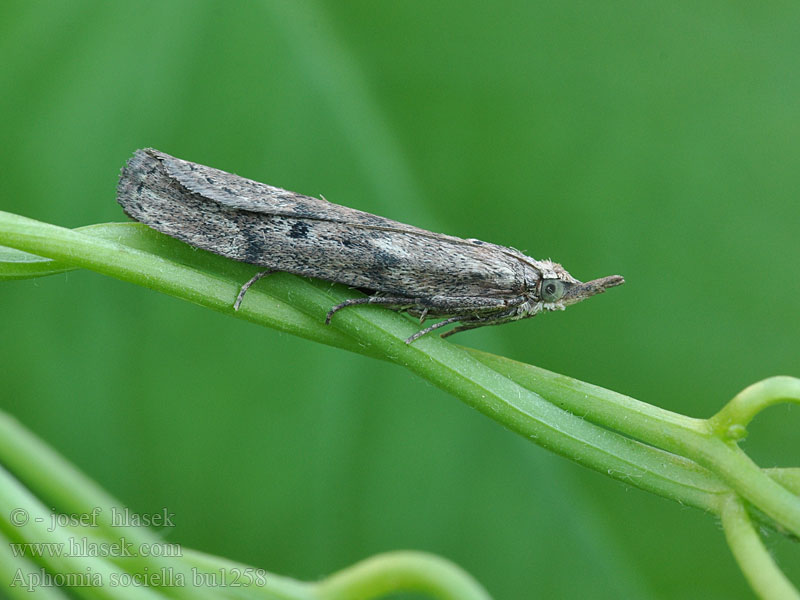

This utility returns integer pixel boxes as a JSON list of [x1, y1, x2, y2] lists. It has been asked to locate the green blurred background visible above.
[[1, 1, 798, 598]]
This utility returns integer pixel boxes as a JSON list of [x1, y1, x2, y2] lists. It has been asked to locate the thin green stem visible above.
[[313, 552, 491, 600], [709, 377, 800, 440], [721, 495, 800, 600], [181, 549, 314, 599], [181, 548, 494, 600]]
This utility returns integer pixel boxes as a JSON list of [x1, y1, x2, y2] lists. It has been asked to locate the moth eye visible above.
[[540, 279, 565, 302]]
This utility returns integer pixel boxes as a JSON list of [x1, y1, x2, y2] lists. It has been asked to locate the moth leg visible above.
[[407, 297, 528, 342], [325, 296, 414, 325], [440, 311, 520, 339], [234, 270, 275, 310], [404, 316, 463, 344]]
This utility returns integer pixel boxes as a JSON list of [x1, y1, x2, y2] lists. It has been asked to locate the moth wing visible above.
[[129, 150, 537, 287], [151, 149, 520, 254], [150, 149, 429, 233]]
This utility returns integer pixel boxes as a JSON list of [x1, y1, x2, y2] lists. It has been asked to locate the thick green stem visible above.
[[0, 214, 376, 358], [0, 215, 729, 511]]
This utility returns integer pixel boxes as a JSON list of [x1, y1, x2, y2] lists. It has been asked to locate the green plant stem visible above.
[[721, 495, 800, 600], [0, 214, 376, 358], [0, 412, 217, 599], [183, 548, 492, 600], [2, 213, 798, 527], [766, 469, 800, 497], [709, 377, 800, 438], [0, 527, 71, 600], [180, 549, 315, 599], [467, 352, 800, 536], [0, 214, 730, 513], [313, 551, 491, 600], [0, 465, 167, 599]]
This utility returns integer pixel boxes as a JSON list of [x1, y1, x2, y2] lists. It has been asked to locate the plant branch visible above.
[[0, 213, 729, 512], [721, 495, 800, 600]]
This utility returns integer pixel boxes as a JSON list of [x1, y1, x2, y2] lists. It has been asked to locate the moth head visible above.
[[536, 261, 624, 309]]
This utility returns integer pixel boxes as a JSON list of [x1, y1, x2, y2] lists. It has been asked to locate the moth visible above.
[[117, 148, 624, 343]]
